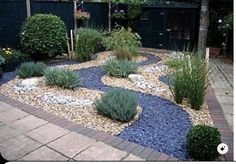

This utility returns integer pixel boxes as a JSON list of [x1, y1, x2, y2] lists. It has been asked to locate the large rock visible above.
[[128, 74, 144, 83], [19, 78, 41, 87]]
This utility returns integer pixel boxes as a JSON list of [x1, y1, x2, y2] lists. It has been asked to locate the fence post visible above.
[[74, 1, 77, 32], [108, 2, 111, 32], [26, 0, 31, 17]]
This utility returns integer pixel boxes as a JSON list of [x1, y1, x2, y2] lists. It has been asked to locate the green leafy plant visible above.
[[187, 56, 208, 110], [94, 88, 138, 122], [105, 27, 141, 56], [186, 125, 221, 161], [168, 52, 208, 110], [17, 62, 48, 79], [44, 68, 80, 89], [104, 59, 138, 78], [0, 48, 29, 63], [75, 27, 105, 62], [114, 48, 133, 60], [20, 14, 67, 59]]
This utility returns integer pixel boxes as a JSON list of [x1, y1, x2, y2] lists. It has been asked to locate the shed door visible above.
[[152, 10, 192, 50]]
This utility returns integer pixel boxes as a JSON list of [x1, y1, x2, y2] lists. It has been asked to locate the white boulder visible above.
[[128, 74, 144, 83]]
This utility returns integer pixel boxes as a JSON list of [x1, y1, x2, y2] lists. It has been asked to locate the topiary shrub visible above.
[[44, 68, 80, 89], [104, 59, 138, 78], [75, 27, 105, 62], [186, 125, 221, 161], [105, 27, 141, 56], [17, 61, 48, 79], [20, 14, 67, 59], [94, 88, 138, 122]]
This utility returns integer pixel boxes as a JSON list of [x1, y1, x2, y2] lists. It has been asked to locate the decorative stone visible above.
[[42, 93, 93, 106], [143, 64, 168, 73], [128, 74, 144, 83], [20, 78, 41, 87]]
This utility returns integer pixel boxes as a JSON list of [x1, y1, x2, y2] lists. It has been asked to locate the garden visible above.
[[0, 13, 223, 161]]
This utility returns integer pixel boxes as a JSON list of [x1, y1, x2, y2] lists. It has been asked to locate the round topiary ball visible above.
[[186, 125, 221, 161], [20, 14, 67, 59]]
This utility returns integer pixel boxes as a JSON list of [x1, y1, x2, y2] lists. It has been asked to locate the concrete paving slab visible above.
[[0, 135, 42, 160], [123, 153, 145, 161], [10, 115, 48, 133], [26, 123, 69, 144], [0, 109, 29, 124], [74, 141, 127, 161], [19, 146, 68, 161], [48, 132, 96, 158], [0, 101, 14, 112]]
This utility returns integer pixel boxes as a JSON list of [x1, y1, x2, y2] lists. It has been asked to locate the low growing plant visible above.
[[186, 125, 221, 161], [104, 59, 138, 78], [114, 48, 133, 60], [44, 68, 80, 89], [75, 27, 105, 62], [94, 88, 138, 122], [0, 48, 30, 63], [17, 61, 47, 79]]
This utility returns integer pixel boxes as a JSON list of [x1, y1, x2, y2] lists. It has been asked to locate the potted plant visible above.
[[74, 9, 90, 20]]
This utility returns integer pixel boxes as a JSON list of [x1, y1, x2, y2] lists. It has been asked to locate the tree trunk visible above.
[[197, 0, 209, 58]]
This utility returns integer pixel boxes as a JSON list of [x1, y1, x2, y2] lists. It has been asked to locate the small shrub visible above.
[[17, 62, 47, 79], [0, 48, 30, 63], [94, 88, 138, 122], [105, 27, 141, 56], [44, 68, 80, 89], [75, 27, 105, 62], [186, 125, 221, 161], [114, 48, 133, 60], [20, 14, 67, 59], [104, 59, 138, 78]]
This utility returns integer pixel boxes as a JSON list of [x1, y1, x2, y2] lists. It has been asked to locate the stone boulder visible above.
[[128, 74, 144, 83]]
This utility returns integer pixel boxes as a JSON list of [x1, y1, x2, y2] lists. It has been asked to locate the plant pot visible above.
[[209, 47, 221, 57]]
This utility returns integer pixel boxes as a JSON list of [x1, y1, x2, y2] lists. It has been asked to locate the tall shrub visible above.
[[20, 14, 67, 59], [105, 27, 141, 56], [168, 52, 208, 110], [75, 28, 105, 62]]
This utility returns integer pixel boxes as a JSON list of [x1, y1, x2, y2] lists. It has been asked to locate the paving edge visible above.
[[0, 94, 178, 161], [205, 86, 234, 161]]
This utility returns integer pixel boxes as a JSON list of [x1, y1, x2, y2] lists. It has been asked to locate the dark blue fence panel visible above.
[[0, 0, 27, 49], [31, 0, 74, 31]]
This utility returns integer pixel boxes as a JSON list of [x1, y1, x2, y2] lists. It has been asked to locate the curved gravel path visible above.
[[0, 52, 192, 159], [75, 52, 192, 159]]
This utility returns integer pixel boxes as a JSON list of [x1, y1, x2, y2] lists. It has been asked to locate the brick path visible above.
[[206, 57, 234, 160], [0, 95, 177, 161]]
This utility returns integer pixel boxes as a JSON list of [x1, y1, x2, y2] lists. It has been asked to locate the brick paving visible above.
[[206, 57, 234, 160]]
